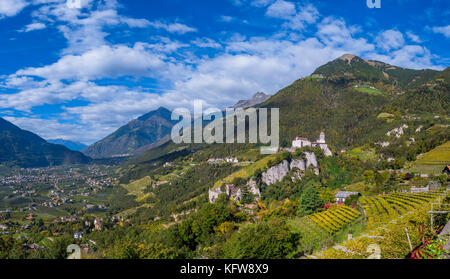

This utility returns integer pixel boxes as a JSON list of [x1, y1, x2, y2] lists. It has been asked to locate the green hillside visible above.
[[0, 118, 91, 168]]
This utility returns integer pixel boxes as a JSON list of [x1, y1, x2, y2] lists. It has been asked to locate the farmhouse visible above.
[[73, 232, 83, 240], [94, 218, 103, 231], [335, 191, 360, 203]]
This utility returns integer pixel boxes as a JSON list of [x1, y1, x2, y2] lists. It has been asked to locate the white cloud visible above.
[[406, 31, 421, 43], [229, 0, 275, 7], [148, 21, 197, 34], [266, 0, 296, 19], [219, 15, 234, 22], [29, 1, 191, 54], [192, 38, 222, 49], [266, 1, 319, 31], [14, 43, 187, 81], [20, 22, 47, 32], [0, 0, 29, 18], [432, 25, 450, 38], [316, 17, 374, 52], [4, 116, 102, 144], [0, 0, 445, 144], [375, 30, 405, 51], [366, 45, 440, 70]]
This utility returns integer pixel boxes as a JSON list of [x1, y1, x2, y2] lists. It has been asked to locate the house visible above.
[[443, 165, 450, 175], [94, 218, 103, 231], [208, 158, 225, 164], [335, 191, 360, 203], [163, 162, 174, 168], [405, 173, 414, 180], [225, 157, 239, 163], [0, 224, 7, 230], [73, 232, 83, 240], [292, 137, 312, 148], [25, 213, 35, 220]]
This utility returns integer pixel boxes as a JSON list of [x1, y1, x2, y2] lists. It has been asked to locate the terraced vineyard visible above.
[[409, 141, 450, 175], [307, 205, 361, 234], [287, 217, 331, 253], [314, 192, 450, 259], [360, 192, 442, 229]]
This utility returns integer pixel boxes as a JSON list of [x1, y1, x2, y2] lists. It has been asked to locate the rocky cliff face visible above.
[[290, 159, 306, 170], [261, 152, 319, 185], [304, 152, 318, 168], [262, 160, 290, 185], [210, 152, 319, 203], [247, 178, 261, 198]]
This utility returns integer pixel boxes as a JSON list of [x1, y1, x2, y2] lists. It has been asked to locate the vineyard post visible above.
[[430, 203, 433, 231], [405, 227, 413, 252]]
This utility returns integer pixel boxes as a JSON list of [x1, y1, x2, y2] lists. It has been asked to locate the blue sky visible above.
[[0, 0, 449, 144]]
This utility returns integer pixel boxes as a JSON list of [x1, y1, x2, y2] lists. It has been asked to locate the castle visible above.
[[292, 132, 332, 156]]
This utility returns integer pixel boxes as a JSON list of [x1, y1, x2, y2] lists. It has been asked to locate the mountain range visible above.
[[1, 54, 448, 168], [82, 107, 178, 159], [47, 139, 87, 151], [0, 118, 90, 168], [119, 54, 449, 182], [82, 93, 273, 159]]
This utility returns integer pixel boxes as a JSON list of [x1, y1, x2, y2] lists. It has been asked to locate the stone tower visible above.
[[318, 132, 325, 144]]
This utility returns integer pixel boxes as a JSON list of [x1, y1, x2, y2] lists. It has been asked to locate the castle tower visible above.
[[318, 132, 325, 144]]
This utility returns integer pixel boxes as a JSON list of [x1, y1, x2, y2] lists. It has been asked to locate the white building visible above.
[[292, 137, 312, 148], [73, 232, 83, 240], [292, 132, 332, 156], [316, 132, 326, 144], [225, 157, 239, 163], [335, 191, 360, 203]]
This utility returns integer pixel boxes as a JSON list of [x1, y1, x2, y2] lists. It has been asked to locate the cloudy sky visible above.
[[0, 0, 448, 144]]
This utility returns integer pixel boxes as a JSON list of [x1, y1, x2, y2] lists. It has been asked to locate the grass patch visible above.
[[213, 154, 277, 189], [355, 86, 385, 95], [116, 203, 153, 218], [346, 148, 377, 162], [122, 176, 153, 201]]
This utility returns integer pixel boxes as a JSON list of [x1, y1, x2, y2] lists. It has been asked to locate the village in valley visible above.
[[0, 164, 123, 254]]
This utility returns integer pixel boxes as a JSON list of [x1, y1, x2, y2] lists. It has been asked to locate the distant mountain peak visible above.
[[313, 54, 439, 88], [137, 106, 171, 121], [83, 107, 176, 158], [338, 54, 358, 64], [232, 92, 271, 109]]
